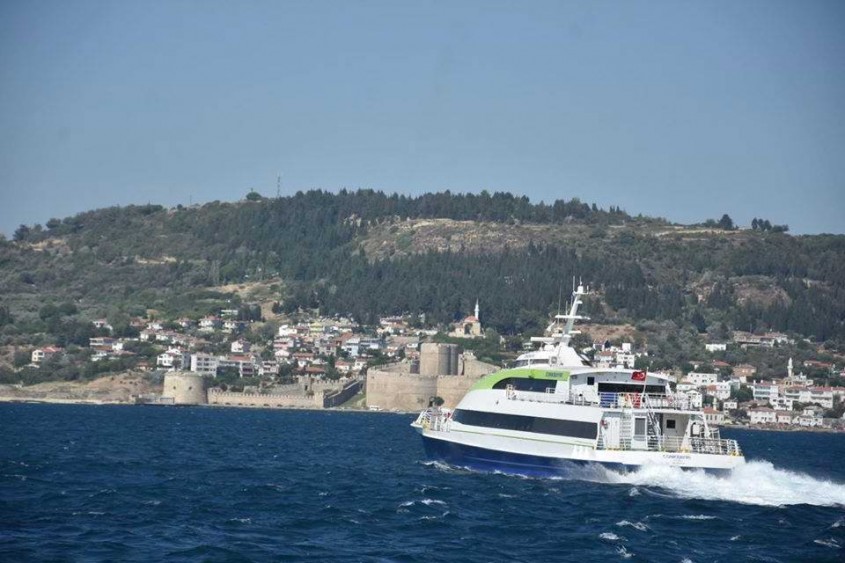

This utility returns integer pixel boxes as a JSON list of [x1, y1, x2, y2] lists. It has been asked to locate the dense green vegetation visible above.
[[1, 189, 844, 380]]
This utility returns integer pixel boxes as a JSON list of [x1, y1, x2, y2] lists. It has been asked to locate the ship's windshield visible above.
[[492, 377, 557, 392], [596, 382, 666, 394]]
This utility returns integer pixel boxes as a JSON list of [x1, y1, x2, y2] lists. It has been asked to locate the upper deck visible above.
[[505, 386, 701, 413]]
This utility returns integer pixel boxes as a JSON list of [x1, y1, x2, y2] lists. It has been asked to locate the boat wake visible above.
[[602, 460, 845, 507]]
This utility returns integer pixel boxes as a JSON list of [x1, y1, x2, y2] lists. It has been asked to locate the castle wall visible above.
[[434, 375, 480, 408], [208, 389, 322, 409], [366, 356, 498, 411], [323, 379, 363, 408], [366, 370, 438, 411], [463, 357, 497, 378]]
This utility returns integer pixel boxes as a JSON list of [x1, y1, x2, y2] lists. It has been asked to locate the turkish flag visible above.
[[631, 371, 646, 381]]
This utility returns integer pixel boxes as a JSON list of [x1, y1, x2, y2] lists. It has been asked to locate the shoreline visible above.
[[0, 395, 417, 415]]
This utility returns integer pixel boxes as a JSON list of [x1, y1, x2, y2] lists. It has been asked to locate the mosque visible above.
[[449, 299, 483, 339]]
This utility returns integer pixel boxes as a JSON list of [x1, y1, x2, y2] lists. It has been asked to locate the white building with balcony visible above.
[[686, 372, 718, 386], [157, 348, 188, 370], [749, 408, 776, 424], [752, 383, 779, 403], [189, 353, 219, 377]]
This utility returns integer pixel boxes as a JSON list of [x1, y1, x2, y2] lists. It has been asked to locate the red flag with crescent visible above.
[[631, 370, 646, 381]]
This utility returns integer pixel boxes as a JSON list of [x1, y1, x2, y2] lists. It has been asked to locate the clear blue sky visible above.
[[1, 0, 843, 235]]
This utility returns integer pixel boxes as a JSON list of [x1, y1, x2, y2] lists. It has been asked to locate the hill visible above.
[[0, 190, 843, 380]]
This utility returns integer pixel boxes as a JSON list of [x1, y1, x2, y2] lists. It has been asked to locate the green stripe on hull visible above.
[[470, 368, 571, 391]]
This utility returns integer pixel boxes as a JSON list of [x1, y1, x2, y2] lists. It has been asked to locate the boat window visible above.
[[587, 376, 595, 386], [492, 377, 556, 392], [597, 382, 665, 394], [452, 409, 597, 440], [666, 419, 676, 429]]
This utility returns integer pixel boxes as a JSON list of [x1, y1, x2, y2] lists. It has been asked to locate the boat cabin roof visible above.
[[471, 366, 670, 392]]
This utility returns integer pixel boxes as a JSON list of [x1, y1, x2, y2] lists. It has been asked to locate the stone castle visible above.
[[365, 342, 497, 411]]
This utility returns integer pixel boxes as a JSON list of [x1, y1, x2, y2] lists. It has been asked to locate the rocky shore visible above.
[[0, 373, 161, 405]]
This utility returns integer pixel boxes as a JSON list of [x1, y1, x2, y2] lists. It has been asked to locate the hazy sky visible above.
[[1, 0, 843, 236]]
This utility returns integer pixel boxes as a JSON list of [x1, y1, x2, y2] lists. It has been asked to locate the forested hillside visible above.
[[1, 189, 844, 350]]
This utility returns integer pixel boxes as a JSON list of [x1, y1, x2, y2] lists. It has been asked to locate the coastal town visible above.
[[5, 300, 845, 432]]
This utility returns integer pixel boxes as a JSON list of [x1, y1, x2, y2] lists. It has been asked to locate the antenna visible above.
[[277, 174, 281, 198]]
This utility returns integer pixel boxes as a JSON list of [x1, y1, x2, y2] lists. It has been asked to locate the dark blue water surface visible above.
[[2, 404, 844, 562]]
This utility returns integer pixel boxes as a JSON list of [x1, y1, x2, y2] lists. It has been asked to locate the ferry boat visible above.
[[412, 284, 745, 475]]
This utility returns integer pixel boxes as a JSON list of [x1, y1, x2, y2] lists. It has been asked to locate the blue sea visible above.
[[1, 404, 844, 562]]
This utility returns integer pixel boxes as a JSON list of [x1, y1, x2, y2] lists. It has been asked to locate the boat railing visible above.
[[414, 408, 452, 432], [506, 388, 700, 412], [601, 392, 699, 412], [596, 433, 742, 457]]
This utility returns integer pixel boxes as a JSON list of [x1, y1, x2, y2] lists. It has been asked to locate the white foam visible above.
[[616, 546, 634, 559], [603, 461, 845, 507], [599, 532, 620, 541], [399, 498, 447, 508], [228, 517, 251, 524], [615, 520, 649, 532]]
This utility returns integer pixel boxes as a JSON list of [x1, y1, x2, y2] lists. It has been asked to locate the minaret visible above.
[[788, 357, 793, 379], [474, 299, 480, 320]]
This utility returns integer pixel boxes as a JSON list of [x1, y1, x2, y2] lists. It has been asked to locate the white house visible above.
[[748, 408, 776, 424], [615, 352, 636, 369], [231, 340, 251, 354], [686, 372, 718, 386], [775, 411, 794, 425], [199, 317, 221, 332], [218, 355, 255, 378], [683, 389, 703, 409], [752, 383, 779, 403], [705, 343, 727, 352], [796, 409, 823, 427], [258, 361, 280, 377], [704, 382, 732, 401], [808, 387, 835, 409], [31, 346, 63, 364], [189, 353, 219, 376], [783, 387, 835, 409], [156, 348, 187, 370], [92, 319, 113, 332], [703, 407, 725, 425], [677, 381, 699, 393], [769, 396, 795, 411]]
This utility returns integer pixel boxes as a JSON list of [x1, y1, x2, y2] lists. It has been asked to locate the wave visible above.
[[602, 460, 845, 507], [615, 520, 649, 532]]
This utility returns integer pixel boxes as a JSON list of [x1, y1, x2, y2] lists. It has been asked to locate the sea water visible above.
[[1, 404, 843, 562]]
